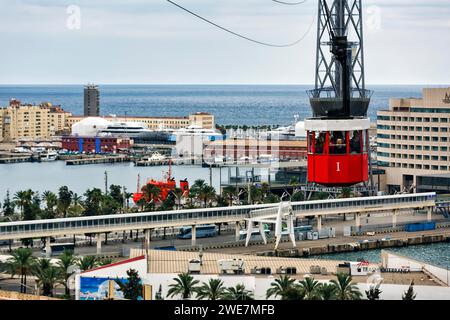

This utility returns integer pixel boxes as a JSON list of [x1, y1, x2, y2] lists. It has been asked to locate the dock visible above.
[[134, 157, 199, 167], [66, 155, 130, 166], [0, 156, 32, 164]]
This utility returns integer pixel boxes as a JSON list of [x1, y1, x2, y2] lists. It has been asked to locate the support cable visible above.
[[166, 0, 314, 48]]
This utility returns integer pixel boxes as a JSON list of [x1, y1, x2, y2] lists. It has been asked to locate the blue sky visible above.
[[0, 0, 449, 85]]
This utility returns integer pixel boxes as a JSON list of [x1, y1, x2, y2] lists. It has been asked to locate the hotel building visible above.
[[377, 87, 450, 193]]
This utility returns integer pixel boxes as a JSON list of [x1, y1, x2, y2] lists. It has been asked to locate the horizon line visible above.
[[0, 83, 449, 87]]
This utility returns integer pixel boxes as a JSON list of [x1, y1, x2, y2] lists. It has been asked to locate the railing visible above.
[[0, 193, 436, 240]]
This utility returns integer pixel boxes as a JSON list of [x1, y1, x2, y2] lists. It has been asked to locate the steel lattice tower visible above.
[[309, 0, 371, 118]]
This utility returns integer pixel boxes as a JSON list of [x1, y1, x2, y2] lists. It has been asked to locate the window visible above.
[[350, 131, 362, 154], [329, 131, 347, 155], [314, 132, 326, 155]]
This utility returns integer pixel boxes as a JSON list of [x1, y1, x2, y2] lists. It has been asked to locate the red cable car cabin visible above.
[[305, 118, 370, 187]]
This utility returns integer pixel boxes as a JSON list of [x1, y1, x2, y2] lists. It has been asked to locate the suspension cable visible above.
[[166, 0, 314, 48]]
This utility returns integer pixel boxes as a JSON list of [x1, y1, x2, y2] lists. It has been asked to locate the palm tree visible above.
[[167, 273, 200, 300], [13, 190, 33, 218], [32, 258, 61, 297], [42, 191, 58, 219], [266, 275, 297, 300], [298, 277, 322, 300], [331, 273, 363, 300], [191, 180, 216, 208], [141, 184, 161, 210], [319, 283, 337, 300], [366, 282, 382, 300], [222, 186, 238, 206], [58, 186, 73, 218], [6, 248, 35, 293], [56, 250, 77, 296], [196, 278, 226, 300], [171, 188, 185, 210], [223, 284, 254, 300], [76, 255, 99, 272]]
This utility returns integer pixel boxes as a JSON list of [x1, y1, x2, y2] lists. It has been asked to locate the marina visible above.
[[0, 0, 448, 304]]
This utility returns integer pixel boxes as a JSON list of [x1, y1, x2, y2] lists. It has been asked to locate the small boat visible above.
[[142, 152, 167, 162], [40, 150, 59, 162]]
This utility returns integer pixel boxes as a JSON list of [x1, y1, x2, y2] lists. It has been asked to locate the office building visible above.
[[84, 84, 100, 117]]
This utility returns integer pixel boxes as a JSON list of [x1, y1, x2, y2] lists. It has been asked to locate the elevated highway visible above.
[[0, 192, 437, 255]]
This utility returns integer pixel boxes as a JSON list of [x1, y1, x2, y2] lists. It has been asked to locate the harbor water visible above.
[[0, 161, 225, 199], [307, 242, 450, 269]]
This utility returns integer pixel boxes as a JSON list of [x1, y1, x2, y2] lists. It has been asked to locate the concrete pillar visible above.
[[96, 234, 103, 254], [317, 215, 322, 232], [235, 221, 241, 242], [427, 207, 433, 222], [144, 229, 151, 251], [45, 237, 52, 258], [355, 213, 361, 229], [392, 210, 397, 228], [191, 225, 197, 247]]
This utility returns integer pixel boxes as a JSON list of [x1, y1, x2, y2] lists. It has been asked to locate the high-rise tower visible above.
[[84, 84, 100, 117], [308, 0, 371, 118]]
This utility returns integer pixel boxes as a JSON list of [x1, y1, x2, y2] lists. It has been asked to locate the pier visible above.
[[134, 157, 198, 167], [66, 155, 130, 166], [0, 155, 32, 164]]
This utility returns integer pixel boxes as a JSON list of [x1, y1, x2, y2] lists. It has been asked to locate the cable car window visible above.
[[363, 130, 368, 153], [350, 131, 362, 154], [329, 131, 347, 155], [308, 132, 314, 153], [315, 132, 326, 154]]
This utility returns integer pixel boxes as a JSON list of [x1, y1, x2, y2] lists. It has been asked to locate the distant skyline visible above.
[[1, 0, 449, 85]]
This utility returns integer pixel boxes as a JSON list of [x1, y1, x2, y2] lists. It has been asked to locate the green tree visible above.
[[402, 281, 417, 300], [32, 258, 61, 297], [6, 248, 35, 293], [141, 184, 161, 211], [190, 180, 216, 207], [109, 185, 123, 206], [222, 186, 238, 206], [319, 283, 337, 300], [58, 186, 73, 218], [115, 269, 143, 300], [266, 275, 297, 300], [101, 194, 121, 215], [167, 273, 200, 300], [2, 190, 15, 217], [76, 255, 100, 271], [83, 188, 103, 216], [14, 189, 35, 220], [298, 277, 322, 300], [56, 250, 77, 296], [331, 273, 362, 300], [196, 278, 226, 300], [282, 286, 305, 300], [42, 191, 58, 219], [99, 258, 113, 266], [263, 193, 280, 204], [223, 284, 254, 300], [366, 283, 382, 300]]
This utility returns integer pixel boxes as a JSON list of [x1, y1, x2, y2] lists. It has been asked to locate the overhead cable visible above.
[[166, 0, 314, 48]]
